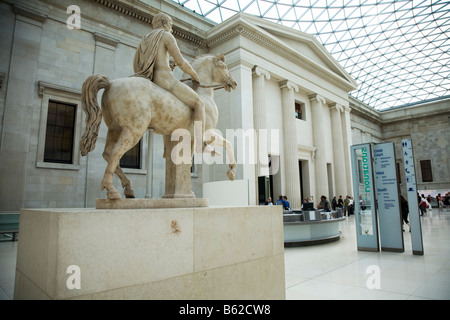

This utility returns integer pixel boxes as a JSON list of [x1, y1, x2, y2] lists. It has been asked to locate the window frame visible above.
[[120, 140, 142, 169], [419, 159, 433, 182], [295, 100, 305, 120], [43, 100, 77, 164], [37, 81, 82, 170]]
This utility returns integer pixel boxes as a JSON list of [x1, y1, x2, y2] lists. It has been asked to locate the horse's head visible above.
[[191, 54, 237, 92], [211, 54, 237, 92]]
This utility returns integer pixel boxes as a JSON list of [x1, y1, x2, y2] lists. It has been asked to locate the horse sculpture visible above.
[[80, 54, 237, 200]]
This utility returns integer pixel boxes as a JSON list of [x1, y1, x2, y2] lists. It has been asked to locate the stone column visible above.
[[341, 105, 353, 195], [310, 94, 329, 200], [280, 80, 301, 209], [0, 6, 46, 211], [252, 66, 270, 176], [329, 103, 347, 197], [145, 129, 154, 198]]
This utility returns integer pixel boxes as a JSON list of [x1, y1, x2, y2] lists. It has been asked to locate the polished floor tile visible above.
[[285, 208, 450, 300], [1, 209, 449, 300]]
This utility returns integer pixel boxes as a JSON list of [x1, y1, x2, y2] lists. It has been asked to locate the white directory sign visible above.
[[373, 142, 404, 252], [350, 144, 379, 252], [401, 138, 424, 255]]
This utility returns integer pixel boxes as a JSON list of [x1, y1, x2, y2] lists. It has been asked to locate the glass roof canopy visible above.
[[170, 0, 450, 110]]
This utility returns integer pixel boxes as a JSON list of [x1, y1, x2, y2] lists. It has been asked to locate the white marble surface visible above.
[[12, 205, 284, 300], [2, 207, 450, 300], [285, 208, 450, 300]]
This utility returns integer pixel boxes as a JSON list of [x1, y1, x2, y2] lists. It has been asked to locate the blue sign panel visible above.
[[350, 144, 379, 252], [373, 142, 404, 252]]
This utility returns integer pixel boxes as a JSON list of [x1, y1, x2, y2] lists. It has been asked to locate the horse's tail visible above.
[[80, 74, 110, 156]]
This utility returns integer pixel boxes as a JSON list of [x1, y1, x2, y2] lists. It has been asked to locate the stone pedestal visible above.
[[163, 138, 195, 199], [14, 206, 285, 300], [95, 198, 208, 209]]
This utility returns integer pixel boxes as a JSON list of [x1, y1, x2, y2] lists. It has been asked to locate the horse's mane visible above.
[[190, 54, 213, 69]]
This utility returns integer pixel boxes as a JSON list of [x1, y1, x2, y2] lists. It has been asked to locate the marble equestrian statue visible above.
[[79, 53, 237, 200]]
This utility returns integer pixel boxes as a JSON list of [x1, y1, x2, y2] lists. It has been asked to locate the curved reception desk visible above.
[[284, 211, 345, 247]]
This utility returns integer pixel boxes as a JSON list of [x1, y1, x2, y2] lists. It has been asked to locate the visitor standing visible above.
[[343, 196, 350, 216], [282, 196, 290, 210], [332, 196, 337, 210]]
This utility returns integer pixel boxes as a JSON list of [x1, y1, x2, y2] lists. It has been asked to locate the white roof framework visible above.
[[171, 0, 450, 110]]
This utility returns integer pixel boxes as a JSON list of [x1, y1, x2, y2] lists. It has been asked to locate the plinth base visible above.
[[14, 206, 285, 300], [96, 198, 208, 209]]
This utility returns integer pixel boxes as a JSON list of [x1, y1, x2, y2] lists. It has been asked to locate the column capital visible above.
[[308, 94, 327, 105], [94, 33, 120, 48], [329, 102, 344, 112], [279, 80, 299, 92], [13, 4, 47, 24], [252, 66, 271, 80]]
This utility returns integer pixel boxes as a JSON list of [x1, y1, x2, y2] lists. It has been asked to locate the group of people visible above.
[[400, 192, 450, 232], [418, 192, 450, 214], [264, 192, 450, 219], [436, 192, 450, 210], [265, 195, 291, 210], [331, 195, 355, 216]]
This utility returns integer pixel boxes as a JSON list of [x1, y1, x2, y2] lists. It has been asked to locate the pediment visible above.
[[207, 13, 357, 91]]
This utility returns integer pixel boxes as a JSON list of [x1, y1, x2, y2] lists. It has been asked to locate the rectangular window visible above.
[[420, 160, 433, 182], [120, 140, 141, 169], [295, 101, 305, 120], [44, 100, 76, 164]]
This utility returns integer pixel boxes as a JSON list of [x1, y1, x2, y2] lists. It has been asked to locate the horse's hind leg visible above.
[[115, 165, 135, 198], [101, 128, 137, 199]]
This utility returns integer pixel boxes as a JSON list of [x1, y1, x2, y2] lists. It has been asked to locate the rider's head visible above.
[[152, 12, 173, 33]]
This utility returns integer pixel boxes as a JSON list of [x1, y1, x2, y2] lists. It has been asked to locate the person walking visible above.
[[400, 195, 410, 232]]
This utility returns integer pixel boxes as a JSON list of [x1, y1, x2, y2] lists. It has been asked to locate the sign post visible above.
[[401, 138, 424, 255]]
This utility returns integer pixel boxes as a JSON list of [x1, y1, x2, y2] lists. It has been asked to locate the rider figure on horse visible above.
[[133, 12, 206, 153]]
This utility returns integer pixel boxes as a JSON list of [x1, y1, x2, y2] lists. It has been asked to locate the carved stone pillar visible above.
[[310, 94, 328, 200], [0, 6, 46, 211], [252, 66, 270, 176], [341, 105, 353, 195], [145, 129, 154, 198], [280, 80, 301, 209], [329, 103, 347, 197]]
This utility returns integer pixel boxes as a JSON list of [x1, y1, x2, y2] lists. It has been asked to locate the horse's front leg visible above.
[[224, 138, 237, 181], [205, 130, 236, 181]]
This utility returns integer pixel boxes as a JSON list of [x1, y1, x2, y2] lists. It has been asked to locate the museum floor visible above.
[[1, 209, 449, 300]]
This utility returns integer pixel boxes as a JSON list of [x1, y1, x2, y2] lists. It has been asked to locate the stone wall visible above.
[[0, 0, 210, 211], [350, 97, 450, 196]]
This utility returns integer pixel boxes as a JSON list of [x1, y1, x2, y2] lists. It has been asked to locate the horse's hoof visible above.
[[226, 169, 236, 181], [107, 190, 122, 200], [124, 190, 135, 198]]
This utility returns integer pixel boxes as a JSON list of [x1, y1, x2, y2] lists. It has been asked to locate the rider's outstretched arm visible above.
[[165, 34, 200, 83]]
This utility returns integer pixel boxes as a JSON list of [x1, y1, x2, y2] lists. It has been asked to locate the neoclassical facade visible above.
[[0, 0, 448, 213], [202, 13, 357, 208]]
